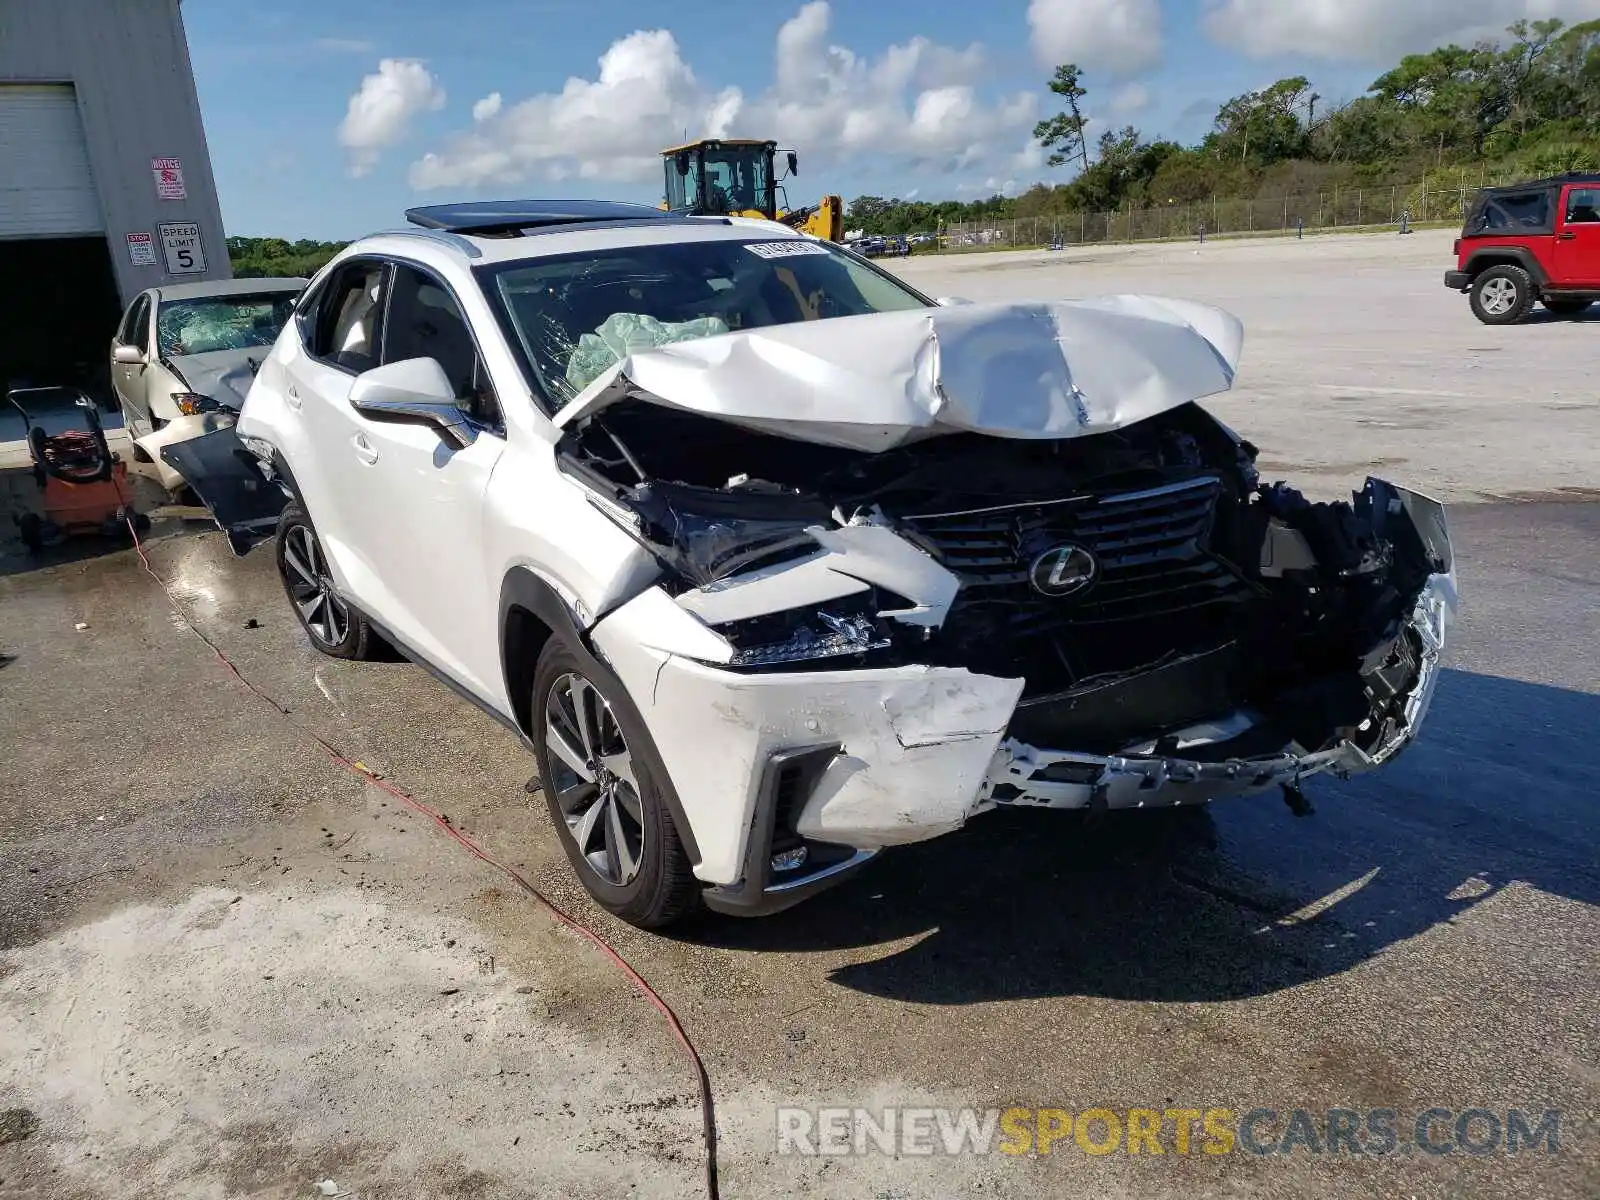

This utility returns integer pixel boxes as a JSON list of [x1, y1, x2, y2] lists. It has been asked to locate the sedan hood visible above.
[[167, 349, 265, 409], [553, 295, 1244, 452]]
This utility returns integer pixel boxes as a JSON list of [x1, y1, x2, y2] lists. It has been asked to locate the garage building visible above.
[[0, 0, 228, 399]]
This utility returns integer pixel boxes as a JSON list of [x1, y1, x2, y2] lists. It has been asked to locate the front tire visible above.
[[1469, 265, 1534, 325], [531, 638, 698, 928], [274, 502, 379, 659], [1542, 299, 1593, 318]]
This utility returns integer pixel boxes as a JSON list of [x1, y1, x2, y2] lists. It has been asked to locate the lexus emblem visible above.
[[1029, 544, 1098, 598]]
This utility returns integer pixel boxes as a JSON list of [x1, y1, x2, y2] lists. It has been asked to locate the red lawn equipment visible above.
[[8, 386, 147, 552]]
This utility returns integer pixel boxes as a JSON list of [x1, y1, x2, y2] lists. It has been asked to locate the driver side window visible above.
[[1566, 188, 1600, 224], [307, 261, 386, 374], [120, 294, 151, 351], [382, 264, 501, 428]]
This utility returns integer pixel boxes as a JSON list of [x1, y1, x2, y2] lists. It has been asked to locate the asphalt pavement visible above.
[[1, 230, 1596, 1198], [1, 494, 1595, 1199]]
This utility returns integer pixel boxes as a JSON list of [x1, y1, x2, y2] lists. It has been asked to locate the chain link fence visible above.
[[926, 170, 1538, 251]]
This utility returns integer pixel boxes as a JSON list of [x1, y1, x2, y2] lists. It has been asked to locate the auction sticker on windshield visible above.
[[744, 241, 831, 259]]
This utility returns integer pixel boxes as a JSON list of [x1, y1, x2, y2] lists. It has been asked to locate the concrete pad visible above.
[[887, 231, 1600, 503]]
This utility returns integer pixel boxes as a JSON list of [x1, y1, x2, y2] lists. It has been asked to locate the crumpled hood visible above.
[[166, 349, 265, 409], [553, 295, 1245, 451]]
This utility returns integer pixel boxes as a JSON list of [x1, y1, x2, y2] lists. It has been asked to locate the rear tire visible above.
[[1542, 299, 1593, 318], [1469, 265, 1535, 325], [531, 637, 699, 928], [274, 502, 379, 660]]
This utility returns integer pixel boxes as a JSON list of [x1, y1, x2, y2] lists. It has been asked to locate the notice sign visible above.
[[126, 231, 157, 266], [158, 222, 206, 273], [152, 157, 187, 200]]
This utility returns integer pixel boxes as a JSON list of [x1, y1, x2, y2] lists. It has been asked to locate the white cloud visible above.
[[1108, 82, 1152, 117], [472, 92, 502, 122], [1203, 0, 1600, 62], [409, 2, 1037, 192], [1027, 0, 1162, 76], [338, 59, 446, 177], [411, 29, 736, 188]]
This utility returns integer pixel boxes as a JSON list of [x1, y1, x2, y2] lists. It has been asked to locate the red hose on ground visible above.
[[122, 515, 721, 1199]]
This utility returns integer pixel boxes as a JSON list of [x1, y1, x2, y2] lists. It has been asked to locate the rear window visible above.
[[1466, 190, 1551, 234], [480, 238, 931, 411]]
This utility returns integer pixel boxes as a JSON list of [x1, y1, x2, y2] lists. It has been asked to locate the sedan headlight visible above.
[[171, 391, 233, 416]]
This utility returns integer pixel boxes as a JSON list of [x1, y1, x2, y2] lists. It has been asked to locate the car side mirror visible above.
[[113, 344, 146, 365], [787, 151, 798, 177], [934, 296, 973, 306], [348, 357, 474, 448], [676, 153, 690, 177]]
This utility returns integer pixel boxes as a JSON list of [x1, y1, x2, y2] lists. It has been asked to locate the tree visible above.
[[1206, 77, 1312, 165], [1033, 64, 1091, 171]]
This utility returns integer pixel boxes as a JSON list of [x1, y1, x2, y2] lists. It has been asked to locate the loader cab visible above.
[[662, 139, 790, 220]]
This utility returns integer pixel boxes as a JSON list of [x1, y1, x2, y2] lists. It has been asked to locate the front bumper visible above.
[[134, 412, 236, 493], [589, 485, 1457, 915], [986, 570, 1455, 809], [1444, 270, 1471, 290]]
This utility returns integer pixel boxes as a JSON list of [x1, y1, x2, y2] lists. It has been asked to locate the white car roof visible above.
[[350, 215, 810, 270]]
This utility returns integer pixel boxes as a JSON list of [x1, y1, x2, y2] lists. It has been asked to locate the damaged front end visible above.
[[560, 298, 1456, 911]]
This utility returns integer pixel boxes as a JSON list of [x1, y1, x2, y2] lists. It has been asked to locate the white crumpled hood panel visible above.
[[552, 295, 1244, 451]]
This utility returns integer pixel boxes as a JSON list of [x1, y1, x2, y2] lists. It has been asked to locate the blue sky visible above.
[[181, 0, 1600, 240]]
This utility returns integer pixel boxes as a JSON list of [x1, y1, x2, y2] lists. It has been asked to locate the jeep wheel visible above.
[[1469, 265, 1534, 325], [275, 503, 380, 660], [1542, 299, 1593, 318], [532, 638, 698, 928]]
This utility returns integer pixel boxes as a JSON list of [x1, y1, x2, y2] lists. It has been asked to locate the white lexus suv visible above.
[[204, 200, 1455, 928]]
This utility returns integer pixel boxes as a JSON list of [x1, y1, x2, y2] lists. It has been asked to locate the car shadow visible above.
[[678, 668, 1600, 1005], [1523, 307, 1600, 324]]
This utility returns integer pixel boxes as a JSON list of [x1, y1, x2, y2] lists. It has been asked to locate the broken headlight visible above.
[[713, 592, 896, 668], [619, 480, 833, 588]]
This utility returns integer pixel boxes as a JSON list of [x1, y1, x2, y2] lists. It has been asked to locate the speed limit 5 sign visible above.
[[157, 222, 207, 274]]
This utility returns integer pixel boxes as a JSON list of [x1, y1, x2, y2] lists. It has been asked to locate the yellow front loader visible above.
[[660, 139, 843, 242]]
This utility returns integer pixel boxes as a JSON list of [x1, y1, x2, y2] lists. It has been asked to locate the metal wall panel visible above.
[[0, 0, 232, 302]]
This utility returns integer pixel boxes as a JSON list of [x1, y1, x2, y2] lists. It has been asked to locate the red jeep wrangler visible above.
[[1446, 173, 1600, 324]]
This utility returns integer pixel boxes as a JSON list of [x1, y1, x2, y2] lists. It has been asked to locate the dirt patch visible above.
[[0, 886, 702, 1198], [0, 1106, 39, 1145]]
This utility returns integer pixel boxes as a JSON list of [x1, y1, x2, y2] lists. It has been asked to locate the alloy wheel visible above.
[[281, 523, 349, 646], [1479, 277, 1518, 316], [543, 672, 646, 886]]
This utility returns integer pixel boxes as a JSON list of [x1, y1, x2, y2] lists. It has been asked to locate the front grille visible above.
[[901, 475, 1251, 626]]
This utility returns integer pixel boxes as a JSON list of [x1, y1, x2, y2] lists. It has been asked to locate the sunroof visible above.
[[404, 200, 685, 236]]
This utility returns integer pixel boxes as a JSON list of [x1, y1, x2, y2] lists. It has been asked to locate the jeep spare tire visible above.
[[1469, 264, 1535, 325]]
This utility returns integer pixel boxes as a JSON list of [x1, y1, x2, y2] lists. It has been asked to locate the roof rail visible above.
[[404, 199, 682, 237], [375, 226, 485, 259]]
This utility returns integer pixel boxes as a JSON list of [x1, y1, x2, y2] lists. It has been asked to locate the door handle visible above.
[[351, 433, 379, 465], [1558, 231, 1577, 240], [286, 385, 303, 411]]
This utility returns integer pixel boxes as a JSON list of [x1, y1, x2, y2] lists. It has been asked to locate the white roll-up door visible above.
[[0, 84, 103, 238]]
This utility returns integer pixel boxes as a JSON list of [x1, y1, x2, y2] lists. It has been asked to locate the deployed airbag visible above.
[[565, 312, 730, 394]]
